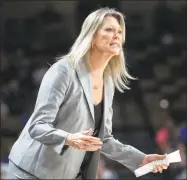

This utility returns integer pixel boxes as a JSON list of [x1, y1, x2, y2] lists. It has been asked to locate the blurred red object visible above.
[[156, 128, 169, 145]]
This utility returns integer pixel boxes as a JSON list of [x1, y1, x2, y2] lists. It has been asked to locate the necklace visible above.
[[88, 60, 103, 77], [92, 79, 103, 90], [88, 60, 103, 90]]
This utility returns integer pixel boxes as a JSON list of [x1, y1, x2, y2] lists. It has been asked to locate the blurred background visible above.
[[0, 0, 186, 179]]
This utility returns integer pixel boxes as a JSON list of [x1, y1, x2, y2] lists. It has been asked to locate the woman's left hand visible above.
[[140, 154, 169, 173]]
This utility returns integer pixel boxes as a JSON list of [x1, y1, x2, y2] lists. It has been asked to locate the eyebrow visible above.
[[105, 25, 122, 30]]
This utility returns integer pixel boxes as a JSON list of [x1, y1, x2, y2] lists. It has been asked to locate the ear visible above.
[[91, 42, 94, 48]]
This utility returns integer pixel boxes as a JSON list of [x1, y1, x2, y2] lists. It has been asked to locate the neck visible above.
[[88, 49, 113, 76]]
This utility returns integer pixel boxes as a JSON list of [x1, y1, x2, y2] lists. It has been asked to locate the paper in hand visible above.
[[134, 150, 181, 177]]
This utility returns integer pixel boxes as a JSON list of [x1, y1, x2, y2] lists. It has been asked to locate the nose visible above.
[[113, 31, 119, 39]]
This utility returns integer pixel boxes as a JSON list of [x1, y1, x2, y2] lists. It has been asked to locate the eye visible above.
[[118, 30, 122, 34], [105, 28, 113, 32]]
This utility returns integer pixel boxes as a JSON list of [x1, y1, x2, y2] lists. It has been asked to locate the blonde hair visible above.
[[61, 7, 135, 92]]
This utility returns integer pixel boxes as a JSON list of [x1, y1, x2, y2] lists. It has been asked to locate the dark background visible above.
[[0, 0, 186, 179]]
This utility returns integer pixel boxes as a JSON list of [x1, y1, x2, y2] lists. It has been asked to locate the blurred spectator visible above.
[[155, 119, 186, 179], [0, 102, 10, 121], [155, 119, 177, 153], [161, 33, 174, 46], [179, 123, 187, 147], [178, 2, 187, 36], [37, 3, 62, 24], [153, 1, 177, 37], [76, 0, 120, 32], [4, 18, 22, 52], [175, 143, 186, 179], [32, 65, 48, 86], [36, 4, 71, 54], [1, 140, 14, 179], [76, 0, 99, 32], [1, 162, 11, 179], [0, 50, 8, 72]]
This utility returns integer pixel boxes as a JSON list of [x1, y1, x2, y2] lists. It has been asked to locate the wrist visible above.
[[65, 134, 72, 146]]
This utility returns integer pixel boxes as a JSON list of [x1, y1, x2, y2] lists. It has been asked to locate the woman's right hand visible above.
[[65, 128, 103, 151]]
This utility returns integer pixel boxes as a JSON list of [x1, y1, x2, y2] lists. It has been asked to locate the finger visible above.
[[81, 136, 103, 144], [86, 146, 101, 151], [161, 164, 168, 170], [90, 144, 103, 147], [81, 128, 93, 135], [90, 144, 102, 149], [83, 142, 102, 149], [81, 140, 103, 147], [81, 144, 101, 151], [73, 140, 86, 150], [72, 143, 80, 150], [156, 165, 163, 173], [152, 167, 158, 173], [87, 136, 102, 142], [156, 154, 166, 160], [89, 141, 103, 145], [89, 148, 101, 151], [80, 142, 94, 150], [74, 139, 102, 151], [148, 154, 165, 161], [83, 140, 102, 149], [84, 148, 97, 151], [81, 135, 100, 140]]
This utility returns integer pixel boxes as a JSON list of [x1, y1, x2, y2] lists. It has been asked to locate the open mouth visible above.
[[109, 43, 120, 47]]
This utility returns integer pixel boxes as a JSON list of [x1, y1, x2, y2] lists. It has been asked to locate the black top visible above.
[[78, 100, 104, 176], [93, 100, 104, 137]]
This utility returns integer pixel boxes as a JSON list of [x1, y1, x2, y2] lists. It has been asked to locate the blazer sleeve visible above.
[[101, 107, 146, 172], [28, 61, 70, 155]]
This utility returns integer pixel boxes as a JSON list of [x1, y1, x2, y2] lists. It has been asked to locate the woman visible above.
[[8, 8, 169, 179]]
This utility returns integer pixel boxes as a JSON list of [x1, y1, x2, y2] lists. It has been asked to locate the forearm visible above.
[[28, 61, 70, 155], [102, 101, 146, 171], [101, 137, 146, 172], [29, 119, 69, 155], [29, 122, 69, 146]]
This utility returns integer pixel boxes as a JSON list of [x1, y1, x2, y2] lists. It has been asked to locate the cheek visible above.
[[120, 36, 123, 43], [99, 35, 112, 45]]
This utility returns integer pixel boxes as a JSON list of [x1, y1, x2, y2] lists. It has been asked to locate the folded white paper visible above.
[[134, 150, 181, 177]]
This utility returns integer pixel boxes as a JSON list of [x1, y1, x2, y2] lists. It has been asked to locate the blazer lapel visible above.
[[99, 75, 114, 139], [103, 77, 111, 122], [76, 60, 95, 121]]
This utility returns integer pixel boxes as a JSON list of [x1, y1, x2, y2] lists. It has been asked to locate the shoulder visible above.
[[46, 58, 74, 79], [51, 58, 72, 73]]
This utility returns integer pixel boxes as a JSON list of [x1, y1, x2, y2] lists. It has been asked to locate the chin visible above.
[[111, 51, 120, 56], [110, 49, 120, 55]]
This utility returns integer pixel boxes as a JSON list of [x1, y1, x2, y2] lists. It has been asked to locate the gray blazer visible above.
[[9, 58, 146, 179]]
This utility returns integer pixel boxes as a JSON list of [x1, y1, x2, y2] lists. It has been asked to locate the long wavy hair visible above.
[[61, 7, 135, 92]]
